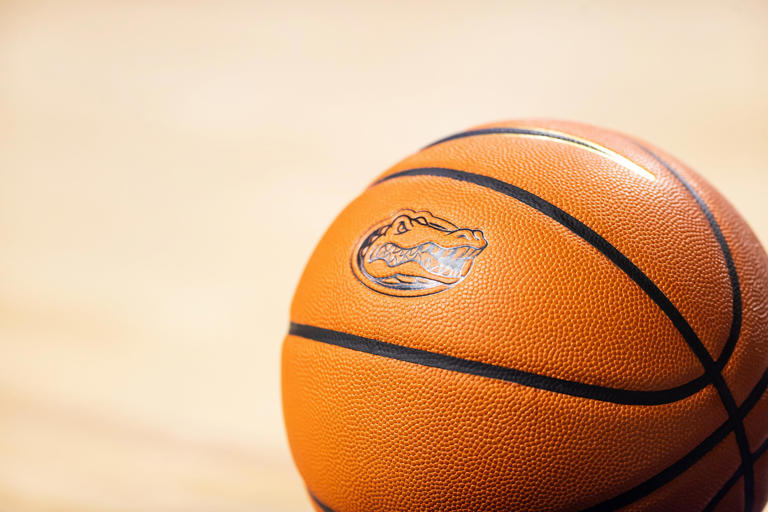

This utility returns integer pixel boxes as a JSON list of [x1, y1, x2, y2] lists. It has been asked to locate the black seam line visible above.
[[425, 127, 619, 157], [581, 367, 768, 512], [423, 127, 654, 179], [629, 142, 751, 512], [630, 143, 743, 370], [422, 127, 738, 370], [373, 166, 753, 511], [289, 323, 708, 405], [373, 168, 721, 365], [422, 128, 749, 507], [702, 436, 768, 512], [300, 369, 768, 512], [308, 490, 334, 512]]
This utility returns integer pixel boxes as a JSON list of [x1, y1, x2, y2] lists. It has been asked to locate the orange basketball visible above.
[[281, 120, 768, 512]]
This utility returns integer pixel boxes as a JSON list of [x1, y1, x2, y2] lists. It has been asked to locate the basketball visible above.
[[282, 120, 768, 511]]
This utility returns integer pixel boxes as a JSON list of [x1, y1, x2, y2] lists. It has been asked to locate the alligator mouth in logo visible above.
[[352, 210, 487, 296]]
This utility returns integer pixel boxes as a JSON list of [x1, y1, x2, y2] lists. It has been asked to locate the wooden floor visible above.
[[0, 1, 766, 510]]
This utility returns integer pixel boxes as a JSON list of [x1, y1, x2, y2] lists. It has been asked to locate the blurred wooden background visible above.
[[0, 1, 766, 510]]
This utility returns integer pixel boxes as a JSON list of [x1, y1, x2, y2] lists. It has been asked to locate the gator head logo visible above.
[[352, 210, 487, 297]]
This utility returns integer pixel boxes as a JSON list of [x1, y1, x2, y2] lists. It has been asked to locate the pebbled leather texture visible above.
[[282, 120, 768, 511]]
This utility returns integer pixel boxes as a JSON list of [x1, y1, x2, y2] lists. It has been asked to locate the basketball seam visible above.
[[627, 141, 752, 512], [420, 128, 740, 370], [424, 127, 649, 179], [627, 144, 742, 367], [422, 127, 753, 511], [372, 166, 753, 511], [299, 367, 768, 512], [309, 490, 334, 512], [288, 323, 708, 404], [579, 367, 768, 511], [703, 436, 768, 512]]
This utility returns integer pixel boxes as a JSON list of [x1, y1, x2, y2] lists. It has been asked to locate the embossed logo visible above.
[[352, 210, 487, 297]]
